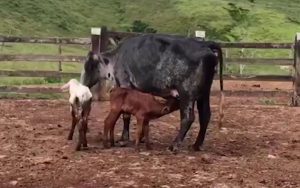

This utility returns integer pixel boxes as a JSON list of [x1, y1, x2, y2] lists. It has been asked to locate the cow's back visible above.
[[113, 34, 213, 94]]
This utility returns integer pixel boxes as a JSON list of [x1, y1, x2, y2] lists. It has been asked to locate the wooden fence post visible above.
[[292, 33, 300, 106], [58, 43, 62, 71], [91, 27, 101, 53], [195, 30, 205, 41], [90, 26, 112, 101], [58, 40, 62, 82]]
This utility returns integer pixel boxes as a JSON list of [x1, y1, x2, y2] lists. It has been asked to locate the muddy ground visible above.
[[0, 81, 299, 188]]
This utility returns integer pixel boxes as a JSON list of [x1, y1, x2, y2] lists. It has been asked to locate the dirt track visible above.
[[0, 81, 299, 188]]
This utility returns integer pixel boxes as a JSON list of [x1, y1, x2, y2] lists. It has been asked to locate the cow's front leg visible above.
[[168, 98, 195, 153], [118, 113, 131, 146]]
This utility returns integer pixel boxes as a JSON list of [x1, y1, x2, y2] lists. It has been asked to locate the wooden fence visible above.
[[0, 28, 299, 103]]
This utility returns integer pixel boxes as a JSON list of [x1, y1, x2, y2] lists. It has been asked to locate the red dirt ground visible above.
[[0, 81, 299, 188]]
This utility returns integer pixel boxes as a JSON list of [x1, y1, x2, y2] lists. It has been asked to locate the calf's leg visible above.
[[68, 109, 77, 140], [82, 119, 88, 148], [135, 118, 144, 152], [76, 119, 84, 151], [143, 121, 152, 150], [118, 113, 131, 146], [103, 110, 121, 148]]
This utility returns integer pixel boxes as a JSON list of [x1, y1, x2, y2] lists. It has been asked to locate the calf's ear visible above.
[[161, 106, 170, 114]]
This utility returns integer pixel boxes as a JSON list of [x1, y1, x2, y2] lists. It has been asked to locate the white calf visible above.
[[61, 79, 93, 151]]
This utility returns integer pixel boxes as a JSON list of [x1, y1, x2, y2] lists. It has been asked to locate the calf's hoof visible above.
[[67, 135, 73, 140], [103, 142, 110, 149], [135, 147, 140, 152], [139, 138, 146, 143], [110, 141, 115, 147], [146, 145, 153, 150]]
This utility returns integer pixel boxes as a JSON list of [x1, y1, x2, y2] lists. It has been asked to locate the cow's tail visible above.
[[207, 42, 224, 129]]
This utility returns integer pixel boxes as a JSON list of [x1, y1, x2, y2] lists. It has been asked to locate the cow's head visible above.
[[81, 51, 114, 88]]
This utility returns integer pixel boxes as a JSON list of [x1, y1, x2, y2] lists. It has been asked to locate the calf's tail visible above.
[[61, 81, 70, 92]]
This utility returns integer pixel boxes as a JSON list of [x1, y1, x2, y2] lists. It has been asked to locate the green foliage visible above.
[[0, 0, 299, 41], [123, 20, 157, 33]]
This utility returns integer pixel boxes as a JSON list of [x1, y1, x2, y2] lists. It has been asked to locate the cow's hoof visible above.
[[82, 146, 89, 150], [118, 140, 129, 147], [168, 145, 179, 154], [146, 145, 153, 150], [75, 145, 81, 151], [67, 136, 73, 140], [82, 143, 88, 150], [189, 144, 203, 152]]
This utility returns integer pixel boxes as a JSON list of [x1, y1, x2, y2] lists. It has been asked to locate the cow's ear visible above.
[[103, 57, 109, 65], [85, 51, 99, 71], [99, 54, 110, 65]]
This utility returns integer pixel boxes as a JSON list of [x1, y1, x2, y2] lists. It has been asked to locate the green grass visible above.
[[0, 76, 81, 86], [224, 64, 292, 76], [0, 0, 299, 41], [0, 43, 88, 55], [0, 61, 82, 72]]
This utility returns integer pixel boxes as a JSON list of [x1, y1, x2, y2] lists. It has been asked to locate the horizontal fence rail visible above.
[[0, 70, 80, 77], [225, 58, 293, 65], [218, 75, 292, 81], [0, 54, 85, 62], [0, 54, 293, 65], [0, 36, 90, 45], [220, 42, 294, 49], [0, 86, 292, 98], [0, 70, 291, 82]]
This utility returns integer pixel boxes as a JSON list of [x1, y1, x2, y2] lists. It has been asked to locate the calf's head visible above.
[[81, 51, 115, 88]]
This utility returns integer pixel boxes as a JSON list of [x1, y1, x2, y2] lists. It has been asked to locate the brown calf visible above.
[[103, 88, 179, 151]]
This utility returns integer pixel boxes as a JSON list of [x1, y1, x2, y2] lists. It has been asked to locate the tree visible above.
[[126, 20, 157, 33]]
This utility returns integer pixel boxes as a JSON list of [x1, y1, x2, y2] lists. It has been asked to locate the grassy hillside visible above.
[[0, 0, 299, 41]]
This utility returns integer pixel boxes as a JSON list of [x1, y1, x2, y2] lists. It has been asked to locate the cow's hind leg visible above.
[[169, 97, 195, 153], [193, 95, 211, 151], [118, 113, 131, 146]]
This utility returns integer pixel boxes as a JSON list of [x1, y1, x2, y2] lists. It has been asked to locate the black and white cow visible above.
[[81, 34, 224, 152]]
